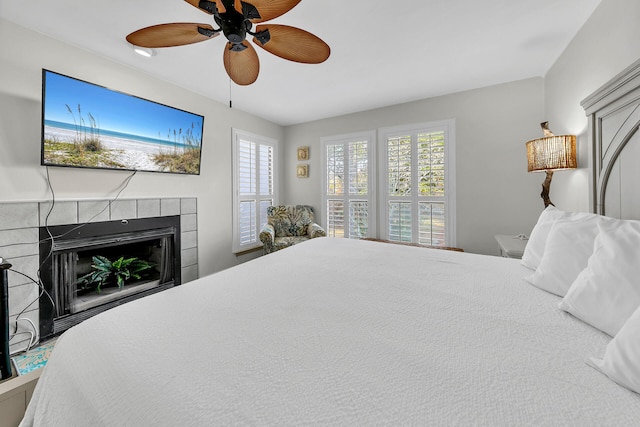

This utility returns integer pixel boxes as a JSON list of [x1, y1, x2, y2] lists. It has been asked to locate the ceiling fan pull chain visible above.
[[229, 78, 233, 109]]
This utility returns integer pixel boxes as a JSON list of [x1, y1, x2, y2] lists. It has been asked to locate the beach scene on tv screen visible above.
[[43, 71, 204, 174]]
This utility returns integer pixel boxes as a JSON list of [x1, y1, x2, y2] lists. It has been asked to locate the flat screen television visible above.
[[42, 69, 204, 175]]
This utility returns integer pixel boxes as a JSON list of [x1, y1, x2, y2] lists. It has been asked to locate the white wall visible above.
[[5, 0, 634, 265], [283, 78, 546, 255], [544, 0, 640, 213], [0, 19, 284, 277]]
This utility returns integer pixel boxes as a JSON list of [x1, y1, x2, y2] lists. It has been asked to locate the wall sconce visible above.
[[526, 122, 577, 208]]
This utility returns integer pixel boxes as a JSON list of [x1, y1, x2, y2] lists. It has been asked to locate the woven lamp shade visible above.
[[526, 135, 577, 172]]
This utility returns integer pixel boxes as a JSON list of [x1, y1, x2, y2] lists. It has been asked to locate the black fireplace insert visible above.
[[39, 216, 181, 339]]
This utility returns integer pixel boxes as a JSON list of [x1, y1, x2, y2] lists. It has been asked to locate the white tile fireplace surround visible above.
[[0, 197, 198, 354]]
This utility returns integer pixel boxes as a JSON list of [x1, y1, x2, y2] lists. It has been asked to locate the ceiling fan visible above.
[[126, 0, 330, 86]]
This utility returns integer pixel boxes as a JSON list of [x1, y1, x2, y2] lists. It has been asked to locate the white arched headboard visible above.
[[582, 58, 640, 220]]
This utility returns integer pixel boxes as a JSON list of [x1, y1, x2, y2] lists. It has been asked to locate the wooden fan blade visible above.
[[184, 0, 241, 15], [247, 0, 301, 23], [184, 0, 212, 14], [253, 24, 330, 64], [215, 0, 226, 13], [126, 23, 219, 48], [223, 42, 260, 85]]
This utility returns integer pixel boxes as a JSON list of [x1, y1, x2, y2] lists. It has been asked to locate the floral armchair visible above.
[[259, 205, 326, 254]]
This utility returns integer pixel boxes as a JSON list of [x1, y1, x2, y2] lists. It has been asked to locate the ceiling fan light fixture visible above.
[[126, 0, 330, 85], [132, 46, 157, 57]]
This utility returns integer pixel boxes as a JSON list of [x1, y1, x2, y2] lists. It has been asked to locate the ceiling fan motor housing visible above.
[[214, 0, 262, 50]]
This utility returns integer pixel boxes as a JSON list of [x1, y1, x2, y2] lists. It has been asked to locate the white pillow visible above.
[[521, 206, 566, 270], [588, 304, 640, 394], [559, 220, 640, 336], [525, 213, 603, 296]]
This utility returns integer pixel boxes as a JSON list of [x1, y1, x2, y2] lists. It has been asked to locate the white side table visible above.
[[494, 234, 528, 259]]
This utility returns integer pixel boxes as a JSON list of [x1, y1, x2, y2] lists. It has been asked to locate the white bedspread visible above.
[[21, 238, 640, 426]]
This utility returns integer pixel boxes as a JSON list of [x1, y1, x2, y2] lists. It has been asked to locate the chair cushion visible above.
[[267, 205, 314, 237], [274, 236, 310, 251]]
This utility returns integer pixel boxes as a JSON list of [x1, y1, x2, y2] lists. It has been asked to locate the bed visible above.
[[18, 237, 640, 426], [19, 61, 640, 426]]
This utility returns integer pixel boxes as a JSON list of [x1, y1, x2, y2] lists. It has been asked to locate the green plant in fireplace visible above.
[[77, 255, 155, 293]]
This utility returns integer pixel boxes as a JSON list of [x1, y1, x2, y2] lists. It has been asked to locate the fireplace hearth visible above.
[[39, 216, 181, 338]]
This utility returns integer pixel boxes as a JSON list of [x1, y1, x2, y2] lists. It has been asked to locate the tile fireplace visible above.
[[1, 197, 198, 354], [39, 216, 181, 339]]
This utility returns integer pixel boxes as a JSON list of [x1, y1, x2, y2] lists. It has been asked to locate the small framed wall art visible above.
[[297, 146, 309, 161], [297, 164, 309, 178]]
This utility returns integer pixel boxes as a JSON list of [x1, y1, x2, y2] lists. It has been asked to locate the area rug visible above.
[[11, 341, 56, 376]]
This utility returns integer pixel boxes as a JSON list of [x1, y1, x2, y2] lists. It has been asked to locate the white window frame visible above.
[[232, 128, 278, 253], [321, 131, 377, 239], [378, 120, 456, 247]]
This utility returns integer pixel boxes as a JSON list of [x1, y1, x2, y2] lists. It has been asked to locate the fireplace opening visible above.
[[70, 234, 168, 313], [39, 216, 181, 339]]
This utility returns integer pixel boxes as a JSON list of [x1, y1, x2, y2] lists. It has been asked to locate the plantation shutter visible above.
[[381, 121, 455, 247], [233, 130, 277, 252], [322, 132, 375, 239], [417, 131, 446, 245], [238, 139, 257, 246]]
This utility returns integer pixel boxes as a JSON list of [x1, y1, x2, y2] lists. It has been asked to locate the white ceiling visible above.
[[1, 0, 601, 126]]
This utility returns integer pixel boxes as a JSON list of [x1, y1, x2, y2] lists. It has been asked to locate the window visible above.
[[232, 129, 278, 252], [320, 121, 455, 247], [379, 120, 456, 247], [321, 131, 376, 239]]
